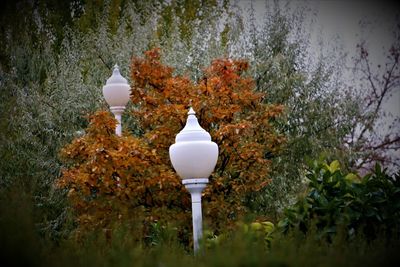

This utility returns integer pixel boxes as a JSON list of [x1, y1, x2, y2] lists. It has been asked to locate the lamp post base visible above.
[[182, 178, 208, 254]]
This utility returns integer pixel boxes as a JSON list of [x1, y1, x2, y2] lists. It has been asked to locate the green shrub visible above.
[[278, 160, 400, 241]]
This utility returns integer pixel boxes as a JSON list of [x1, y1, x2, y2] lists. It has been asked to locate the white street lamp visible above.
[[169, 107, 219, 253], [102, 64, 131, 136]]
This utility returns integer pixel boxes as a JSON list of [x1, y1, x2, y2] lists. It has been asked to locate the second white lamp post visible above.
[[102, 64, 131, 136], [169, 107, 219, 253]]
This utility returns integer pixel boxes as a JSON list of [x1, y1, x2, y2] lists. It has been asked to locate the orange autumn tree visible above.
[[57, 111, 189, 239], [130, 48, 284, 229], [57, 48, 284, 239]]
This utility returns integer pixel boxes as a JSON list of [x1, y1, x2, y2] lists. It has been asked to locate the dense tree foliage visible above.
[[57, 49, 283, 238], [57, 110, 186, 240], [247, 10, 359, 215]]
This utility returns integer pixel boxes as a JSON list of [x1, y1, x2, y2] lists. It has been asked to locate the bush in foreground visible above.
[[279, 160, 400, 241]]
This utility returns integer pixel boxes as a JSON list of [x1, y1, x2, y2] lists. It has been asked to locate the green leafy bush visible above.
[[278, 160, 400, 240]]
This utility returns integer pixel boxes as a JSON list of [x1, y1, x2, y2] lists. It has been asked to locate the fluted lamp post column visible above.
[[169, 107, 219, 253], [102, 64, 131, 136]]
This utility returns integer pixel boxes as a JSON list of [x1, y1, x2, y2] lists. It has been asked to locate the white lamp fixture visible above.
[[169, 107, 219, 253], [102, 64, 131, 136]]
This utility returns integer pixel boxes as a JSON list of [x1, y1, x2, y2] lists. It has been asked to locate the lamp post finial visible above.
[[188, 107, 196, 115]]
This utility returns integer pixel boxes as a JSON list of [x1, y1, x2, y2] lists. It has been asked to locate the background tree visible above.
[[345, 29, 400, 171], [0, 0, 159, 239], [243, 6, 359, 215]]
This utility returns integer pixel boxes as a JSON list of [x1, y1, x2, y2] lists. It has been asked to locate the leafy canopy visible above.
[[57, 48, 284, 237]]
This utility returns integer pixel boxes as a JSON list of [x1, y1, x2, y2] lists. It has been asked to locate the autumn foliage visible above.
[[57, 48, 284, 239], [57, 111, 186, 238]]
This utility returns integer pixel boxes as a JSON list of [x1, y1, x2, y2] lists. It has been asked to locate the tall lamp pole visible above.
[[169, 107, 219, 253], [102, 64, 131, 136]]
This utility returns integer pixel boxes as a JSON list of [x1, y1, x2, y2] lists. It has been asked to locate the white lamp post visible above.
[[102, 64, 131, 136], [169, 107, 219, 253]]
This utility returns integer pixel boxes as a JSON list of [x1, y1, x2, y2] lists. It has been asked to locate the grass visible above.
[[0, 188, 399, 267]]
